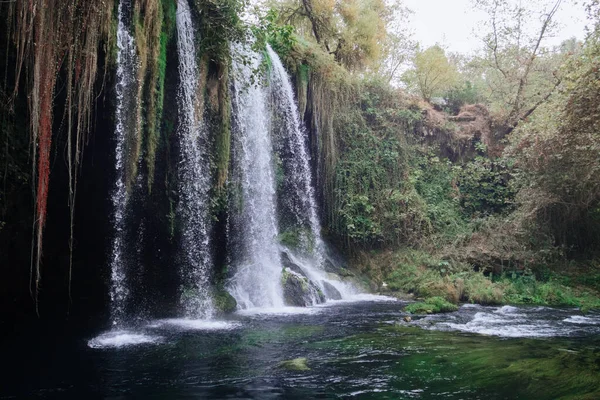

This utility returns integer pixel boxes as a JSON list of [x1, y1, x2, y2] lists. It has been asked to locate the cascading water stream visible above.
[[228, 46, 284, 309], [109, 0, 139, 327], [266, 45, 325, 263], [175, 0, 214, 318], [267, 45, 354, 299]]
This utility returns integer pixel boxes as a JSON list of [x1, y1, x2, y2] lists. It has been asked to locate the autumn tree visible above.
[[370, 4, 416, 84], [474, 0, 567, 132], [401, 45, 459, 101], [272, 0, 391, 69]]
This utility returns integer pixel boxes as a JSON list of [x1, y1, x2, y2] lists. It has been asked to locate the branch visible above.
[[301, 0, 322, 44], [490, 3, 509, 78], [510, 0, 561, 122], [504, 77, 561, 136]]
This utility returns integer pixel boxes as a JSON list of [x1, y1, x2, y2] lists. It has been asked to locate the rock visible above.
[[278, 357, 310, 371], [212, 288, 237, 314], [321, 281, 342, 300], [403, 316, 412, 323], [323, 258, 339, 274], [282, 268, 325, 307], [281, 251, 307, 277]]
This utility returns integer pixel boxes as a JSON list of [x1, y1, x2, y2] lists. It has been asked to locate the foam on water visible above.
[[150, 319, 241, 330], [494, 305, 522, 314], [420, 305, 600, 338], [236, 306, 323, 317], [564, 315, 600, 325], [441, 318, 558, 338], [320, 294, 398, 305], [88, 330, 162, 349]]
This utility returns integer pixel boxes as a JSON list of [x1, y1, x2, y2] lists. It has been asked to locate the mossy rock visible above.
[[278, 357, 310, 371], [404, 296, 458, 314], [212, 288, 237, 314], [282, 268, 325, 307]]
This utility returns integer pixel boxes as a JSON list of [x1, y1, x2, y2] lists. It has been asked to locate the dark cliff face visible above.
[[0, 2, 239, 327], [0, 45, 116, 327]]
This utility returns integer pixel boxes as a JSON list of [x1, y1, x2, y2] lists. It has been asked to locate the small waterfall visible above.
[[109, 0, 139, 327], [228, 46, 284, 309], [267, 45, 325, 263], [175, 0, 213, 318], [267, 45, 355, 299]]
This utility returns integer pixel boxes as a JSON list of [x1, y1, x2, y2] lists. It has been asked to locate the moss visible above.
[[214, 63, 231, 191], [278, 357, 310, 371], [145, 0, 176, 192], [212, 288, 237, 314], [404, 296, 458, 314], [278, 228, 310, 250], [297, 64, 309, 85]]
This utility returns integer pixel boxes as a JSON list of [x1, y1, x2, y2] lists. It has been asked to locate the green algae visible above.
[[278, 357, 310, 371], [308, 324, 600, 399]]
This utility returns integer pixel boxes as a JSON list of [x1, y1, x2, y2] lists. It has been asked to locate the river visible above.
[[2, 296, 600, 399]]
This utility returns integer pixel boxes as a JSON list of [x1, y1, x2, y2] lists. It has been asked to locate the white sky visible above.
[[402, 0, 589, 54]]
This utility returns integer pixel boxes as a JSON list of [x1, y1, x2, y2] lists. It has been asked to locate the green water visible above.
[[2, 299, 599, 399]]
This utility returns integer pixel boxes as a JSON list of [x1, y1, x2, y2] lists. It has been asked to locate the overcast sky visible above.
[[402, 0, 588, 54]]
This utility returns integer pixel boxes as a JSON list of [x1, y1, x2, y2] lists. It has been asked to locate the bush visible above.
[[404, 296, 458, 314], [503, 274, 600, 311], [461, 272, 504, 305]]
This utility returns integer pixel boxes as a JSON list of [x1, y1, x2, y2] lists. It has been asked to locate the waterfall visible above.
[[267, 45, 355, 299], [267, 45, 325, 263], [228, 46, 284, 309], [175, 0, 214, 318], [109, 0, 139, 327]]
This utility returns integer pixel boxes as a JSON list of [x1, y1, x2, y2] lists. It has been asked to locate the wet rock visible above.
[[321, 244, 351, 275], [212, 288, 237, 314], [282, 268, 325, 307], [321, 281, 342, 300], [281, 251, 307, 277]]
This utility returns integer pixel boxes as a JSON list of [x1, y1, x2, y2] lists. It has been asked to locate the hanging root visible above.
[[7, 0, 112, 314]]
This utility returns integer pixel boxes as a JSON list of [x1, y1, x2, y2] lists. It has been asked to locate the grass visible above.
[[404, 296, 458, 314], [361, 248, 600, 311]]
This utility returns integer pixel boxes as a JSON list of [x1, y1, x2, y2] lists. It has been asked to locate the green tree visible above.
[[402, 45, 459, 102], [507, 1, 600, 252]]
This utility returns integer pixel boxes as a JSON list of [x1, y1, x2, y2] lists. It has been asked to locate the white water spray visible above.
[[109, 0, 139, 327], [266, 45, 325, 264], [176, 0, 213, 318], [228, 46, 284, 309]]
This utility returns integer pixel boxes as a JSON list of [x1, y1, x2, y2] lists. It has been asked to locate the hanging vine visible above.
[[7, 0, 112, 312]]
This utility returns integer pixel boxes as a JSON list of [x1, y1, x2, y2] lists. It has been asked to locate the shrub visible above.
[[404, 296, 458, 314]]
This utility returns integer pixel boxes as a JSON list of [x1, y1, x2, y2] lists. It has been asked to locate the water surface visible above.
[[3, 297, 600, 399]]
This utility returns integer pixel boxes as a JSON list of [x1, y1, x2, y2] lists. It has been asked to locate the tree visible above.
[[474, 0, 567, 132], [272, 0, 391, 69], [370, 4, 416, 85], [507, 1, 600, 251], [402, 45, 459, 101]]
